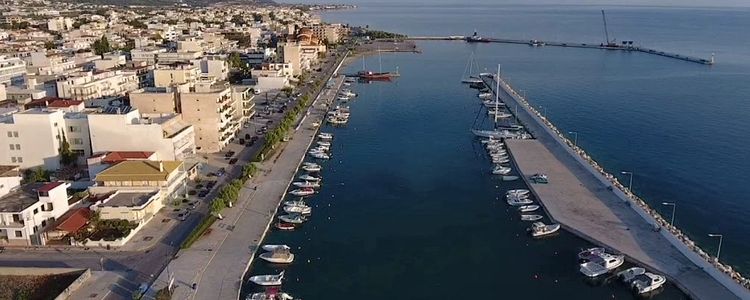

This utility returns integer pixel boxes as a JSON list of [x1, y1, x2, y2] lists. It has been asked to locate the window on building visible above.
[[71, 138, 83, 145], [14, 230, 22, 237], [41, 220, 46, 227], [6, 132, 11, 138], [8, 144, 13, 150], [33, 208, 38, 214], [69, 126, 81, 132], [15, 144, 19, 150], [10, 157, 16, 163], [13, 131, 18, 137], [17, 157, 22, 163]]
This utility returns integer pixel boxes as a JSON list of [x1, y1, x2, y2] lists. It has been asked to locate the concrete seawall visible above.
[[482, 75, 749, 300]]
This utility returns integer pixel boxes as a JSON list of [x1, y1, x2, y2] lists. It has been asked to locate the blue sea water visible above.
[[317, 2, 750, 278], [241, 3, 750, 299]]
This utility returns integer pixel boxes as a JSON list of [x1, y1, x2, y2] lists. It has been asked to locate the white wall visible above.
[[0, 111, 64, 170]]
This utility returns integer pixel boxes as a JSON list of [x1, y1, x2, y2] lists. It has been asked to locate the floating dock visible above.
[[406, 35, 714, 65], [480, 76, 749, 300]]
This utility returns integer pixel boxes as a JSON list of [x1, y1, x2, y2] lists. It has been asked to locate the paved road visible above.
[[485, 76, 741, 300]]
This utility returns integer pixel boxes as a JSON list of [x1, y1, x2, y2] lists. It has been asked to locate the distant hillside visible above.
[[64, 0, 277, 7]]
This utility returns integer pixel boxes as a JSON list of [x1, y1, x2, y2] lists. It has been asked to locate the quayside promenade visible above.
[[485, 77, 748, 300], [145, 61, 347, 300]]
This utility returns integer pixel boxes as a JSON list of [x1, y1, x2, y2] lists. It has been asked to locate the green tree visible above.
[[92, 36, 112, 55], [26, 167, 49, 183], [44, 41, 56, 50], [59, 131, 77, 166]]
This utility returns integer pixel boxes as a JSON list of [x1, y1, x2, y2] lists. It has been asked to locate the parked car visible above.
[[229, 158, 238, 165], [244, 133, 251, 140], [238, 138, 245, 145], [225, 151, 235, 158], [198, 191, 209, 198], [178, 211, 191, 221], [217, 168, 226, 177]]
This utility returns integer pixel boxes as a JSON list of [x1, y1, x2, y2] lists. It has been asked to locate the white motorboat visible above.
[[507, 198, 533, 206], [247, 292, 295, 300], [301, 165, 321, 172], [278, 214, 307, 224], [579, 252, 625, 277], [501, 175, 520, 181], [520, 214, 543, 221], [283, 200, 307, 207], [314, 144, 330, 151], [317, 141, 331, 147], [318, 133, 333, 139], [487, 110, 512, 119], [518, 205, 540, 212], [259, 247, 295, 264], [483, 100, 505, 107], [261, 244, 290, 252], [248, 271, 284, 286], [617, 267, 646, 283], [473, 129, 521, 139], [507, 189, 530, 196], [341, 90, 357, 97], [310, 152, 330, 160], [529, 222, 560, 237], [284, 205, 312, 214], [632, 273, 666, 294], [337, 96, 351, 101], [327, 117, 348, 125], [481, 138, 502, 145], [303, 162, 319, 167], [293, 181, 320, 189], [299, 174, 321, 182], [577, 247, 606, 262], [289, 188, 315, 196], [492, 166, 511, 175], [492, 157, 509, 163], [478, 92, 493, 99]]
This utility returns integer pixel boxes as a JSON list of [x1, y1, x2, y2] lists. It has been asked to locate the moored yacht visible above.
[[632, 273, 666, 294], [292, 181, 320, 189], [283, 205, 312, 214], [528, 222, 560, 237], [617, 267, 645, 283], [248, 271, 285, 286], [579, 252, 625, 277], [278, 213, 307, 224], [492, 165, 511, 175], [259, 247, 295, 264], [507, 197, 533, 206], [301, 164, 321, 172], [289, 188, 315, 196], [318, 132, 333, 139], [520, 214, 543, 221], [299, 174, 321, 182], [518, 205, 540, 212]]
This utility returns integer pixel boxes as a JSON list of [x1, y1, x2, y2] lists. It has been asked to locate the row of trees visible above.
[[254, 94, 311, 162]]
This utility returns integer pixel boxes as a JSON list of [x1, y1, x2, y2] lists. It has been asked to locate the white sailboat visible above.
[[461, 52, 483, 84]]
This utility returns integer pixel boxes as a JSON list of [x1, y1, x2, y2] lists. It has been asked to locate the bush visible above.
[[180, 214, 217, 249], [155, 287, 172, 300]]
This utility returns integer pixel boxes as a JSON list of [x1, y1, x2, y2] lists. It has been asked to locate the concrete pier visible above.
[[482, 77, 747, 300], [403, 35, 714, 65]]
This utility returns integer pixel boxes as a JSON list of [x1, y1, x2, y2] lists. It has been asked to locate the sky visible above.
[[285, 0, 750, 8]]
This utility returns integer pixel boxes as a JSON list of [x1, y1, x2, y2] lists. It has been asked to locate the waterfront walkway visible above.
[[146, 77, 344, 300], [489, 79, 741, 300]]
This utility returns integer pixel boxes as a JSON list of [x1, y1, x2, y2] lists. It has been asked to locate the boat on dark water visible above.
[[466, 31, 491, 43]]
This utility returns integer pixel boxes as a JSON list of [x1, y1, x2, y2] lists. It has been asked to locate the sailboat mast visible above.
[[378, 48, 383, 73], [601, 10, 610, 45], [494, 64, 500, 123]]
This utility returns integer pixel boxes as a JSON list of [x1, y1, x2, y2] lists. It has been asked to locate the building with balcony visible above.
[[55, 70, 139, 101], [153, 63, 199, 88], [179, 81, 238, 153], [0, 181, 72, 246], [231, 85, 254, 125], [130, 47, 167, 65], [89, 160, 186, 208], [86, 107, 195, 161], [0, 56, 27, 85], [0, 109, 67, 170]]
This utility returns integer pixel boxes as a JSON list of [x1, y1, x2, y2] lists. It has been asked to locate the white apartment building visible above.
[[0, 181, 72, 246], [24, 52, 77, 76], [193, 55, 228, 81], [0, 109, 66, 170], [0, 56, 27, 86], [156, 51, 203, 64], [130, 47, 167, 65], [231, 86, 254, 125], [47, 17, 73, 32], [87, 108, 196, 161], [55, 70, 139, 101], [93, 53, 126, 71], [153, 64, 199, 88]]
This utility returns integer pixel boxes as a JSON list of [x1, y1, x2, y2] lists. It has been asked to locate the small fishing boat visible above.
[[617, 267, 646, 283], [478, 92, 493, 99], [275, 222, 295, 230], [262, 244, 290, 252], [259, 247, 295, 264], [284, 205, 312, 214], [283, 200, 307, 207], [528, 222, 561, 237], [337, 96, 351, 101], [632, 273, 666, 294], [301, 165, 321, 172], [579, 252, 625, 277], [492, 166, 511, 175], [520, 214, 543, 221], [318, 133, 333, 139], [507, 198, 533, 206], [247, 292, 295, 300], [309, 152, 330, 160], [501, 175, 520, 181], [518, 205, 540, 212], [293, 181, 320, 189], [248, 271, 284, 286], [317, 141, 331, 147], [340, 90, 357, 97], [483, 100, 505, 107], [577, 247, 606, 262], [289, 188, 315, 196], [299, 174, 321, 182], [327, 117, 348, 125], [278, 214, 307, 224], [303, 162, 319, 167], [507, 189, 530, 196]]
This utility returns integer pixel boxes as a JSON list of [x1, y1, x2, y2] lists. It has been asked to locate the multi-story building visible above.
[[86, 107, 195, 161], [193, 55, 228, 81], [231, 85, 254, 125], [0, 181, 72, 246], [155, 51, 203, 64], [93, 53, 126, 71], [89, 160, 187, 212], [0, 109, 66, 170], [46, 17, 73, 32], [55, 70, 139, 101], [179, 81, 238, 152], [23, 52, 78, 76], [153, 63, 199, 88], [0, 56, 27, 86], [130, 47, 167, 65]]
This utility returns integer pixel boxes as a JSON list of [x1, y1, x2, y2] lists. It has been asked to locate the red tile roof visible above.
[[38, 182, 65, 193], [47, 99, 83, 108], [101, 151, 155, 164], [55, 208, 91, 232]]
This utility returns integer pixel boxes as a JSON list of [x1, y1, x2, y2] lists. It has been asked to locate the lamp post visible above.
[[539, 105, 547, 119], [661, 202, 676, 225], [621, 171, 634, 192], [568, 131, 579, 147], [708, 233, 723, 260]]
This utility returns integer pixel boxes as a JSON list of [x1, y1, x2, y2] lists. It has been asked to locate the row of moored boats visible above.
[[577, 247, 667, 295]]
